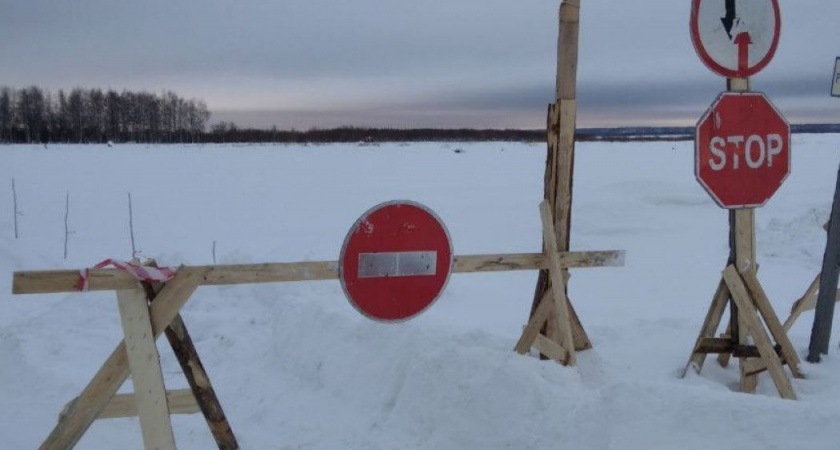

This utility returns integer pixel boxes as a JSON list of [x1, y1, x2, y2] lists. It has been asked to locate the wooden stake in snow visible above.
[[12, 178, 19, 239], [63, 192, 70, 260], [128, 192, 137, 258]]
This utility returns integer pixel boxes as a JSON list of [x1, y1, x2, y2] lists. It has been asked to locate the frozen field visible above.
[[2, 135, 840, 449]]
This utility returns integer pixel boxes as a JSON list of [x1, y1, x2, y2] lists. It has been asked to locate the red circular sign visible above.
[[696, 92, 790, 208], [339, 201, 453, 322], [691, 0, 781, 78]]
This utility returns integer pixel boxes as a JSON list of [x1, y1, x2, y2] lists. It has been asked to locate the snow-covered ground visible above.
[[2, 136, 840, 449]]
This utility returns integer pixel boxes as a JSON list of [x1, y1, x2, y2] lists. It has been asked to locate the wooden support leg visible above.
[[682, 279, 729, 377], [784, 273, 821, 331], [514, 289, 554, 354], [738, 312, 759, 394], [540, 200, 576, 366], [739, 270, 803, 378], [717, 323, 733, 368], [40, 268, 200, 450], [724, 266, 797, 400], [141, 277, 240, 450], [164, 316, 239, 449], [566, 291, 592, 351], [117, 286, 177, 450]]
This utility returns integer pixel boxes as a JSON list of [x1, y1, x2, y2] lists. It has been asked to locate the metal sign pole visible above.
[[807, 163, 840, 362]]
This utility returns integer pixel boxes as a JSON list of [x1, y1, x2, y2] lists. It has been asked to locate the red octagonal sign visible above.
[[696, 92, 790, 208], [339, 201, 453, 322]]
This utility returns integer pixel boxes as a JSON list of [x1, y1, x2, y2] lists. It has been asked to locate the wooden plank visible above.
[[13, 251, 625, 295], [40, 268, 201, 450], [514, 289, 554, 354], [141, 262, 239, 449], [567, 295, 593, 351], [540, 200, 576, 366], [723, 265, 797, 400], [716, 326, 733, 368], [693, 338, 783, 358], [683, 279, 729, 376], [739, 270, 803, 378], [164, 314, 239, 449], [98, 389, 199, 419], [729, 77, 750, 92], [533, 334, 569, 365], [116, 286, 177, 450], [734, 209, 758, 393], [734, 209, 756, 272], [784, 273, 821, 331], [555, 1, 581, 101], [455, 251, 624, 272]]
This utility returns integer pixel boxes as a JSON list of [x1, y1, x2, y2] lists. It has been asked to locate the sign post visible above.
[[807, 165, 840, 362], [682, 0, 802, 400]]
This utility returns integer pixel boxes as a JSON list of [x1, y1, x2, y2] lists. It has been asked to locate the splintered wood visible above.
[[516, 0, 623, 365]]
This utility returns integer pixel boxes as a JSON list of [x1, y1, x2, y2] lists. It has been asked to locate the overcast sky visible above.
[[2, 0, 838, 129]]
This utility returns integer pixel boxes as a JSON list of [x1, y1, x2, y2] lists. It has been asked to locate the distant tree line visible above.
[[205, 125, 548, 144], [0, 86, 210, 144]]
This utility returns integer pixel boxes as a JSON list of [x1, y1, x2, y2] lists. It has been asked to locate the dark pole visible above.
[[807, 162, 840, 362]]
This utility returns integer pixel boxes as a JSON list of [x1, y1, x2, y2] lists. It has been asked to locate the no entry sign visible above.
[[339, 201, 453, 322], [691, 0, 781, 78], [696, 92, 790, 208]]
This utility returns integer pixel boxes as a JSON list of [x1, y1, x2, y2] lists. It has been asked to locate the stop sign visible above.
[[696, 92, 790, 208], [339, 201, 453, 322]]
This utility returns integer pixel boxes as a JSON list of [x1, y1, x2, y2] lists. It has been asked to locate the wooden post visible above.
[[116, 286, 177, 450], [808, 162, 840, 362], [734, 208, 759, 392], [529, 0, 592, 354]]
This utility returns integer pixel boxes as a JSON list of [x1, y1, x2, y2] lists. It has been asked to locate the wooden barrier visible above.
[[14, 250, 624, 295], [13, 230, 623, 449]]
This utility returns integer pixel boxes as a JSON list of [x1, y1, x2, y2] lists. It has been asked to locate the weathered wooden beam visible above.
[[12, 251, 625, 295], [116, 286, 177, 450], [96, 389, 199, 419], [694, 338, 783, 359]]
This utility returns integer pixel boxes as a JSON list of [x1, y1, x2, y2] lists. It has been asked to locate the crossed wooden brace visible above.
[[511, 201, 610, 366], [38, 267, 239, 450], [682, 264, 804, 400]]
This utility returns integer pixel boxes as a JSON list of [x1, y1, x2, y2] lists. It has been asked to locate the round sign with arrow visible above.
[[691, 0, 781, 78]]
